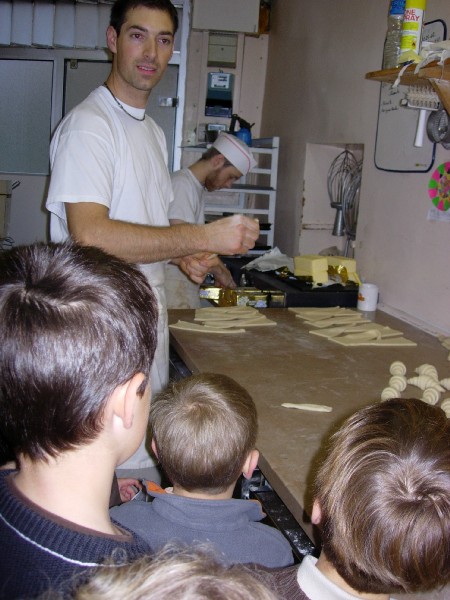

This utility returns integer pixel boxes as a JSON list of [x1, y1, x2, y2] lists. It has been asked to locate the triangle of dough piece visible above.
[[169, 321, 245, 334], [310, 325, 360, 338], [347, 325, 403, 339], [291, 308, 354, 322], [340, 323, 403, 337], [204, 318, 277, 328], [310, 324, 403, 339], [331, 335, 417, 347], [307, 315, 368, 328]]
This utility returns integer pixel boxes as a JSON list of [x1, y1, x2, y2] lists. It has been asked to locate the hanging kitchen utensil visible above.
[[427, 108, 450, 149], [400, 84, 441, 147], [341, 158, 363, 257], [327, 149, 360, 239]]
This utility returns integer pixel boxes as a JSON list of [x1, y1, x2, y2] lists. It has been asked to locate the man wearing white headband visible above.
[[166, 133, 257, 308]]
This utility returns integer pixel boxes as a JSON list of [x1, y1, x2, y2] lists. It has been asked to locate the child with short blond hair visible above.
[[111, 373, 294, 567]]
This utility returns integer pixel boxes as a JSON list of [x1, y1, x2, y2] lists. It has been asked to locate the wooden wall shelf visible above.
[[365, 60, 450, 114]]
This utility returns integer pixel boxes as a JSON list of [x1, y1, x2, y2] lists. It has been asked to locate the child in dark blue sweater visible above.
[[0, 242, 159, 598]]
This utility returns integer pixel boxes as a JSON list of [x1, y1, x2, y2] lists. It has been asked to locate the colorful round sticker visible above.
[[428, 162, 450, 212]]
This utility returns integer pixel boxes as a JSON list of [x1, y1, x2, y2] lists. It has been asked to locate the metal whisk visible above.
[[327, 149, 362, 256]]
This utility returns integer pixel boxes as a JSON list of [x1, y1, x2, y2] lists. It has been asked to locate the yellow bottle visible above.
[[399, 0, 427, 63]]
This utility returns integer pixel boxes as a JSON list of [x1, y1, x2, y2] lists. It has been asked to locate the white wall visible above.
[[260, 0, 450, 335]]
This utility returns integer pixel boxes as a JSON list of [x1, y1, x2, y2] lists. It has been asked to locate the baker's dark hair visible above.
[[110, 0, 179, 35], [0, 242, 158, 460]]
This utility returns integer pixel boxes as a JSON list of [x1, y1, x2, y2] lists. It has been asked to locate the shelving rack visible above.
[[365, 59, 450, 113], [182, 136, 279, 250]]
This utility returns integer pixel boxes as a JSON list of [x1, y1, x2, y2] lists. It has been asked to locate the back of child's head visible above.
[[67, 542, 278, 600], [150, 373, 257, 493], [314, 397, 450, 594], [0, 242, 158, 462]]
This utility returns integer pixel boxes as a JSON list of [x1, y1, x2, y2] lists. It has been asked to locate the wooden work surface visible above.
[[168, 308, 450, 600]]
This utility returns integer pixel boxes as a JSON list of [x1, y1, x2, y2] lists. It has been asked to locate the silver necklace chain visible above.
[[103, 82, 145, 122]]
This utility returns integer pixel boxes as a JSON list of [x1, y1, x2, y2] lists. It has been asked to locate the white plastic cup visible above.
[[357, 283, 379, 312]]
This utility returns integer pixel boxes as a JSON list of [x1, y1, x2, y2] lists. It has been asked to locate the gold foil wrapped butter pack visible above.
[[326, 256, 360, 284], [199, 286, 285, 308]]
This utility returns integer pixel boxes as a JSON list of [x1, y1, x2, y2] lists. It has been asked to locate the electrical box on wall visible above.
[[192, 0, 260, 34], [208, 33, 237, 68], [205, 72, 234, 118]]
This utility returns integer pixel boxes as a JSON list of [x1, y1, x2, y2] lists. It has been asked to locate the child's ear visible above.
[[151, 438, 159, 459], [311, 499, 322, 525], [110, 372, 146, 430], [242, 449, 259, 480]]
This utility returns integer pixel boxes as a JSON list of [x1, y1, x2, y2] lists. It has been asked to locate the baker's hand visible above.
[[205, 215, 259, 255], [179, 253, 214, 284], [209, 260, 237, 289]]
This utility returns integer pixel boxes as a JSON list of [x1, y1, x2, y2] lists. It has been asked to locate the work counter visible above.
[[168, 308, 450, 600]]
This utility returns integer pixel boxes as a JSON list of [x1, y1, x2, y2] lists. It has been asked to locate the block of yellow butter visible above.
[[293, 255, 329, 283]]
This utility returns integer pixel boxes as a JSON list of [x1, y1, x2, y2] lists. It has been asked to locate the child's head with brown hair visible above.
[[313, 397, 450, 595], [0, 241, 158, 462], [150, 373, 258, 495]]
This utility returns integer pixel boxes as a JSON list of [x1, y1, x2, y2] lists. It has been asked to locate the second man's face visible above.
[[107, 7, 174, 104], [205, 165, 243, 192]]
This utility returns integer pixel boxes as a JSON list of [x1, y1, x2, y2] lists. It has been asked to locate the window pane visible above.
[[0, 59, 53, 175]]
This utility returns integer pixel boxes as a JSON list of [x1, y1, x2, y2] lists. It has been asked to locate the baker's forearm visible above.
[[74, 219, 208, 263], [66, 203, 259, 264]]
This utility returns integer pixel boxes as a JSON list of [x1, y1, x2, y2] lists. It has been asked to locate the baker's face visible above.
[[107, 7, 174, 104], [205, 165, 243, 192]]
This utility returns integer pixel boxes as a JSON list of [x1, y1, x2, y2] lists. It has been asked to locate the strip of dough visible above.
[[195, 306, 256, 317], [194, 313, 264, 322], [288, 306, 344, 318], [169, 321, 245, 334], [281, 402, 333, 412], [203, 318, 276, 328]]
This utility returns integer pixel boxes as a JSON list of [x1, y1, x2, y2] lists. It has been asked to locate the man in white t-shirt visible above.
[[166, 133, 257, 308], [46, 0, 259, 479]]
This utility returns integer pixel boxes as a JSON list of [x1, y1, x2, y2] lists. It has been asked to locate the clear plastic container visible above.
[[382, 0, 406, 69]]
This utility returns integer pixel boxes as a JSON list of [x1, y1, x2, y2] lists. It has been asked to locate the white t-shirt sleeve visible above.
[[47, 120, 115, 218], [169, 169, 201, 223]]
